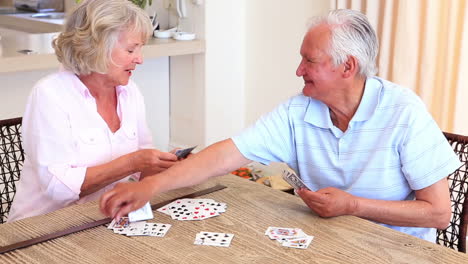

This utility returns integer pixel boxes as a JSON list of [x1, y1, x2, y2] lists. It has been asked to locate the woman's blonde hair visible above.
[[53, 0, 152, 75]]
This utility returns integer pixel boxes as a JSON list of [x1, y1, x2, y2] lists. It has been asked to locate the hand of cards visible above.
[[281, 169, 309, 190], [175, 145, 197, 159], [265, 227, 314, 249], [157, 198, 227, 221]]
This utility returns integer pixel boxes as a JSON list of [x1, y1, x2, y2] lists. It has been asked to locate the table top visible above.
[[0, 175, 466, 263]]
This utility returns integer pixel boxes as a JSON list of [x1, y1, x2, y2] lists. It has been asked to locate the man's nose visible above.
[[296, 61, 304, 77]]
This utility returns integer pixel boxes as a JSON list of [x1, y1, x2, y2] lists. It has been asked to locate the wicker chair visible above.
[[436, 132, 468, 253], [0, 117, 24, 224]]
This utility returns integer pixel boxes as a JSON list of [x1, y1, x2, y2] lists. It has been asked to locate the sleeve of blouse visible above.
[[22, 80, 86, 206]]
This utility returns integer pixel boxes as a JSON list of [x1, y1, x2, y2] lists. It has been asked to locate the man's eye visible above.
[[128, 50, 134, 53]]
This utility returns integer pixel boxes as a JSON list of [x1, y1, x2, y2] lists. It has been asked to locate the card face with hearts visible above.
[[281, 236, 314, 249], [157, 198, 227, 221], [194, 231, 234, 247], [265, 226, 313, 249], [265, 227, 306, 240], [108, 217, 131, 229]]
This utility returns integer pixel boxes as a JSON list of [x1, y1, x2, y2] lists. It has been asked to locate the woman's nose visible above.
[[134, 50, 143, 64]]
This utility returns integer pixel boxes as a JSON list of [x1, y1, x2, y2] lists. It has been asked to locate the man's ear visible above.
[[342, 55, 359, 78]]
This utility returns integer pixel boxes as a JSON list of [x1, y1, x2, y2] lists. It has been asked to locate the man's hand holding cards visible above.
[[281, 169, 309, 190]]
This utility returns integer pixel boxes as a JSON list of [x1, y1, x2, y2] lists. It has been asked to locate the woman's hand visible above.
[[131, 149, 178, 174], [100, 180, 155, 220]]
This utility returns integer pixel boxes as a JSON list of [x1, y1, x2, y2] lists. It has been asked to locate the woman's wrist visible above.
[[126, 151, 141, 174]]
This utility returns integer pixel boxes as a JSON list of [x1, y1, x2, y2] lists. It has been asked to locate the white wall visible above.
[[244, 0, 329, 125], [170, 0, 330, 148]]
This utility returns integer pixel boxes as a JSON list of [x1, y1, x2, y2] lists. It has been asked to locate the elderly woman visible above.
[[7, 0, 177, 221]]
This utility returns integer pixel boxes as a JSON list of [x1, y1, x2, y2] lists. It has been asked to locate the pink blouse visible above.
[[8, 70, 153, 222]]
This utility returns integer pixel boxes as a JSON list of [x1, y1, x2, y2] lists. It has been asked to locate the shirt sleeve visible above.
[[232, 98, 297, 166], [22, 81, 85, 206], [399, 101, 461, 190]]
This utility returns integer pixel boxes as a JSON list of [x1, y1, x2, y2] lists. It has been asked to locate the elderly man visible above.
[[100, 9, 460, 242]]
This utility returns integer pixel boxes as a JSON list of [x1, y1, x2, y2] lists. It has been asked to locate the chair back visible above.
[[0, 117, 24, 224], [436, 132, 468, 253]]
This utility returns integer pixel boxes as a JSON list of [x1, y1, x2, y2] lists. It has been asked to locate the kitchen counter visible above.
[[0, 35, 205, 73], [0, 13, 205, 73]]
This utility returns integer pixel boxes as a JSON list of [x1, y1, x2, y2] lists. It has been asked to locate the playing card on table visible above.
[[265, 227, 308, 240], [128, 202, 154, 222], [126, 223, 172, 237], [108, 217, 130, 229], [112, 221, 147, 235], [194, 232, 234, 247], [281, 236, 314, 249], [265, 226, 314, 249], [281, 169, 308, 190], [169, 200, 220, 221], [157, 198, 227, 221], [175, 145, 197, 159]]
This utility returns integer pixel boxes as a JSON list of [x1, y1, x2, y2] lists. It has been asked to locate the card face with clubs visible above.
[[175, 145, 197, 159], [281, 169, 309, 190], [194, 232, 234, 247], [128, 202, 154, 222], [125, 223, 172, 237]]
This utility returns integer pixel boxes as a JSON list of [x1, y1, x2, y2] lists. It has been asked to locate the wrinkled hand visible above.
[[132, 149, 178, 175], [100, 181, 155, 220], [296, 187, 358, 218]]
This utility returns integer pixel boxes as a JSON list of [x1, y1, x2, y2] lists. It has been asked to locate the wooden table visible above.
[[0, 175, 466, 263]]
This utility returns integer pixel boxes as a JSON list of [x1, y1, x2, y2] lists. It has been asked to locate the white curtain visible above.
[[331, 0, 468, 134]]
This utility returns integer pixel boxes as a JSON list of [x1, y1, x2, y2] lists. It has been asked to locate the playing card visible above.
[[147, 223, 172, 237], [281, 170, 308, 190], [112, 221, 147, 235], [158, 198, 225, 220], [108, 217, 130, 229], [175, 145, 197, 159], [281, 235, 314, 249], [128, 202, 154, 222], [194, 232, 234, 247], [265, 227, 307, 240], [126, 223, 172, 237]]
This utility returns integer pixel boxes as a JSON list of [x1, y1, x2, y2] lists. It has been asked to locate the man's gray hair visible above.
[[308, 9, 379, 78]]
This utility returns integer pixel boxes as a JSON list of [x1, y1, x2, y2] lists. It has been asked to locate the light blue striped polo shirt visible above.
[[232, 77, 460, 242]]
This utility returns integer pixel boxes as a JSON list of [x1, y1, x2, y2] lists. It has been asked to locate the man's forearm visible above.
[[144, 139, 250, 194], [353, 198, 450, 229]]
